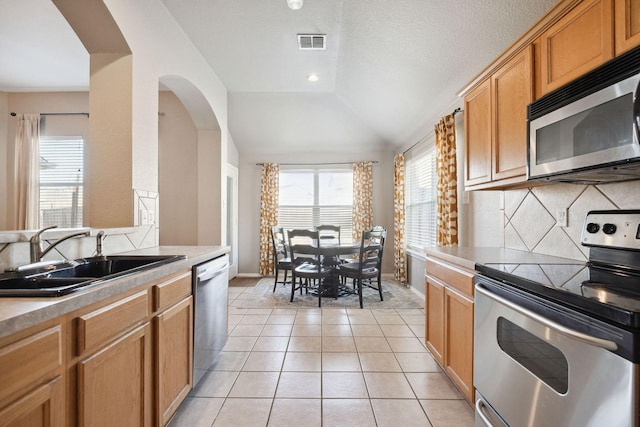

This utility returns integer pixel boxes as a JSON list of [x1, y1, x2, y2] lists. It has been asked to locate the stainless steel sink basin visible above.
[[0, 255, 185, 297]]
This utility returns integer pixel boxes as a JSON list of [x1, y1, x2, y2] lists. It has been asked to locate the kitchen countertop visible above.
[[424, 246, 583, 271], [0, 245, 229, 341]]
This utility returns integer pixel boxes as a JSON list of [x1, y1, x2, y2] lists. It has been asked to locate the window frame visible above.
[[278, 166, 354, 243], [404, 138, 437, 253], [38, 135, 85, 228]]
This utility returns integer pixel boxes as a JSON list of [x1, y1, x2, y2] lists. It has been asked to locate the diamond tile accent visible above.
[[508, 192, 555, 250]]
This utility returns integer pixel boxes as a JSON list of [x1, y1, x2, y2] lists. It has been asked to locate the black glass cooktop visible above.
[[476, 262, 640, 328]]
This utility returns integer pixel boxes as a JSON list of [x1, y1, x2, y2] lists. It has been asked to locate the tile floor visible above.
[[169, 285, 475, 427]]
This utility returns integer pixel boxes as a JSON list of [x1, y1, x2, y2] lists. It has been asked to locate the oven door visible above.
[[474, 276, 637, 427]]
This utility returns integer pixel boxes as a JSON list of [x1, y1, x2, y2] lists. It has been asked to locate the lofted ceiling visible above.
[[0, 0, 558, 154]]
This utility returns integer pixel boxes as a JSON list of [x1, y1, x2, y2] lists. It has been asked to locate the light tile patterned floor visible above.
[[169, 285, 475, 427]]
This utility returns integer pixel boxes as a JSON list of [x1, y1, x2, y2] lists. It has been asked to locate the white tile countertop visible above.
[[424, 246, 583, 271], [0, 245, 229, 340]]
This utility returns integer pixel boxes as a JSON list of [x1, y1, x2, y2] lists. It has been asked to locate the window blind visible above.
[[278, 169, 354, 243], [39, 136, 84, 228], [405, 145, 437, 251]]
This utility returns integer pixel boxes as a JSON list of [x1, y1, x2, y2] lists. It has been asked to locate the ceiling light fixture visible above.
[[307, 73, 319, 82], [287, 0, 303, 10]]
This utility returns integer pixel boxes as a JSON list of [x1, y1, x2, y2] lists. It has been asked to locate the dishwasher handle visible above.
[[476, 398, 497, 427], [196, 260, 229, 282]]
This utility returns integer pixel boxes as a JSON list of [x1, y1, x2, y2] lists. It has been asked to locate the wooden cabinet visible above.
[[76, 291, 152, 427], [77, 323, 152, 427], [464, 46, 533, 190], [0, 325, 64, 427], [153, 272, 193, 426], [425, 256, 475, 403], [539, 0, 614, 95], [615, 0, 640, 54]]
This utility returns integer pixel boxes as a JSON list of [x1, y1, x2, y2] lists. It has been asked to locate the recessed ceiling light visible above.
[[307, 73, 319, 82], [287, 0, 303, 10]]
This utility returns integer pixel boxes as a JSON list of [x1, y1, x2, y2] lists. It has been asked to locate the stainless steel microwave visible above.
[[527, 47, 640, 184]]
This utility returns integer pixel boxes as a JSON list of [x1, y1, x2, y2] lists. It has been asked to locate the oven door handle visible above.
[[476, 285, 618, 351]]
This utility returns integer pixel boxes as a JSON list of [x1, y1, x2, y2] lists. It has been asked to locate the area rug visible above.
[[233, 277, 424, 309]]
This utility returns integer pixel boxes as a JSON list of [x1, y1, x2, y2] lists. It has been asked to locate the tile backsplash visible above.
[[501, 181, 640, 260]]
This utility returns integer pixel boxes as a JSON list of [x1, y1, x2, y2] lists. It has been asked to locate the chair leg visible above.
[[273, 265, 279, 292], [290, 276, 297, 302], [283, 269, 289, 285], [377, 274, 383, 301], [357, 278, 364, 309]]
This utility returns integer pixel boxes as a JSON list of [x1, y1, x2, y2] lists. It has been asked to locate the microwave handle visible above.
[[634, 79, 640, 143]]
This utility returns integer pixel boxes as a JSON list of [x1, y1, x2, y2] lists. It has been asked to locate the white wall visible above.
[[238, 150, 395, 275]]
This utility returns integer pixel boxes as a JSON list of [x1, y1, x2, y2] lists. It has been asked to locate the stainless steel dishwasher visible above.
[[192, 254, 229, 387]]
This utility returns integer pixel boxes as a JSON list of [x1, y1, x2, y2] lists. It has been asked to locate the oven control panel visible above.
[[582, 210, 640, 250]]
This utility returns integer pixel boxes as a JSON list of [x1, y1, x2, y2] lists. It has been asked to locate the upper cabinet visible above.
[[615, 0, 640, 54], [539, 0, 614, 95], [459, 0, 640, 191], [464, 46, 533, 190]]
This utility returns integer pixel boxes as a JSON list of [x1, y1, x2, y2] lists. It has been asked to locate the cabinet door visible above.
[[464, 79, 492, 187], [155, 297, 193, 426], [444, 288, 474, 403], [491, 46, 533, 182], [540, 0, 614, 94], [425, 277, 445, 365], [0, 377, 63, 427], [615, 0, 640, 54], [78, 323, 152, 427]]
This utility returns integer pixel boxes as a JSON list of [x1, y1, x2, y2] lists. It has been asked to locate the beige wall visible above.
[[158, 91, 198, 245], [0, 92, 8, 230]]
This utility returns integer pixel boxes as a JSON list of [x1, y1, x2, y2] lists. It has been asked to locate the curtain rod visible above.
[[402, 107, 463, 154], [256, 161, 379, 166], [10, 112, 90, 117]]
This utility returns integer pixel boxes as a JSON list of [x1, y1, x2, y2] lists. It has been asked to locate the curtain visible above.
[[352, 161, 373, 240], [435, 114, 458, 247], [14, 114, 41, 230], [258, 163, 279, 275], [393, 153, 407, 284]]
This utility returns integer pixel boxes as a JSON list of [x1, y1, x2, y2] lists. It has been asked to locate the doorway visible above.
[[226, 164, 239, 278]]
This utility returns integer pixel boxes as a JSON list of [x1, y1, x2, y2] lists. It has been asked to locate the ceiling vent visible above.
[[298, 34, 326, 50]]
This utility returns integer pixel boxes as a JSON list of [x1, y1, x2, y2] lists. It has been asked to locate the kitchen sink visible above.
[[0, 255, 185, 297]]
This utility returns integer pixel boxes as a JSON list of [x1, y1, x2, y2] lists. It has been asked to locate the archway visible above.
[[158, 75, 224, 246]]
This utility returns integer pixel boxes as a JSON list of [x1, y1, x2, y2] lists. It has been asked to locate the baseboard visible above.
[[236, 273, 263, 278], [409, 286, 425, 299]]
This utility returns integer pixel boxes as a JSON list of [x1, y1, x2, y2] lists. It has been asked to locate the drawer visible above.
[[426, 257, 474, 298], [153, 271, 192, 312], [0, 325, 62, 403], [77, 290, 149, 355]]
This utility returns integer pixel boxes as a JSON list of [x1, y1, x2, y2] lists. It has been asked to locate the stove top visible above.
[[476, 210, 640, 328]]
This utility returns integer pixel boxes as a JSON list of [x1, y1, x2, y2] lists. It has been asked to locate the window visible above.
[[278, 168, 353, 243], [39, 136, 84, 228], [405, 143, 437, 251]]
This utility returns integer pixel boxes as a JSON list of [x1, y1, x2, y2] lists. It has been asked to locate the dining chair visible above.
[[337, 229, 385, 308], [287, 229, 333, 307], [316, 225, 341, 246], [270, 226, 292, 292]]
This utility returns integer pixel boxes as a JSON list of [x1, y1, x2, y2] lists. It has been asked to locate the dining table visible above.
[[293, 241, 361, 298]]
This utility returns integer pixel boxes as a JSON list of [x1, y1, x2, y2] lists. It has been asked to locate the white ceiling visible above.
[[0, 0, 558, 154]]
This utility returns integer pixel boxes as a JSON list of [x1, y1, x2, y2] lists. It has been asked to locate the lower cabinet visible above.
[[77, 323, 152, 427], [0, 376, 64, 427], [0, 269, 195, 427], [425, 256, 475, 403]]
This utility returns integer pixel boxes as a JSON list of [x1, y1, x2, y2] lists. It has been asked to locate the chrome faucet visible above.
[[30, 225, 90, 263], [96, 231, 105, 256]]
